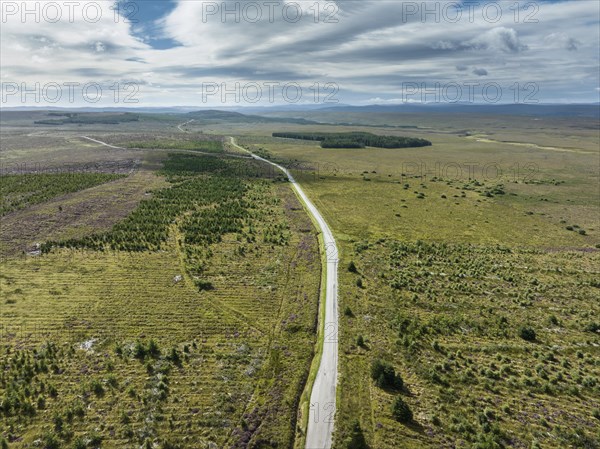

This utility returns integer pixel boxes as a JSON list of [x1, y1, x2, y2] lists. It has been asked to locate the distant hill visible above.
[[185, 109, 318, 125], [0, 108, 319, 126], [314, 103, 600, 119], [3, 109, 320, 127], [3, 104, 598, 121]]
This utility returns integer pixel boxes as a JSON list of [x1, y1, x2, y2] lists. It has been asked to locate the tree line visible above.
[[272, 132, 432, 149]]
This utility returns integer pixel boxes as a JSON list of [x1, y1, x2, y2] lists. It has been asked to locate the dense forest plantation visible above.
[[272, 132, 432, 148]]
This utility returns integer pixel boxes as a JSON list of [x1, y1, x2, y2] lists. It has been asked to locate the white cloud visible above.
[[1, 0, 598, 106], [544, 33, 581, 51], [468, 27, 527, 53]]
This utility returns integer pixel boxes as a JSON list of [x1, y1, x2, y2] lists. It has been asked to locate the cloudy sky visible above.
[[1, 0, 599, 107]]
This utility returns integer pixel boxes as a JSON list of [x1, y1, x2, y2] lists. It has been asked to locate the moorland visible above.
[[1, 106, 598, 449]]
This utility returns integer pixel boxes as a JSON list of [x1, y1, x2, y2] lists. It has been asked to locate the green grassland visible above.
[[0, 151, 321, 448], [234, 121, 599, 247], [334, 240, 599, 448], [228, 111, 600, 448], [257, 110, 600, 153]]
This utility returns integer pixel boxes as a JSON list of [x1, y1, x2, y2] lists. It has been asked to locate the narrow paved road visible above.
[[177, 118, 195, 132], [81, 136, 124, 149], [229, 138, 339, 449]]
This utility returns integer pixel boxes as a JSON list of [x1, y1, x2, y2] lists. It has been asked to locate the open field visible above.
[[233, 116, 599, 248]]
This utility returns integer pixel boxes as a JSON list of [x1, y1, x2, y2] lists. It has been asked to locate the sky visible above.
[[1, 0, 599, 107]]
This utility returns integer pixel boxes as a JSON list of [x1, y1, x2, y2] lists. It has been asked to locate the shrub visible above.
[[134, 341, 147, 360], [90, 379, 105, 397], [48, 385, 58, 398], [53, 414, 64, 432], [120, 410, 131, 425], [72, 438, 86, 449], [371, 359, 403, 390], [73, 403, 85, 418], [167, 347, 182, 366], [348, 261, 358, 273], [88, 432, 103, 447], [344, 306, 354, 317], [584, 322, 599, 333], [519, 326, 536, 342], [161, 440, 182, 449], [148, 339, 161, 358], [357, 335, 365, 347], [346, 420, 368, 449], [484, 408, 496, 420], [106, 374, 118, 389], [356, 278, 363, 288], [197, 280, 214, 291], [472, 432, 503, 449], [41, 432, 60, 449], [392, 397, 413, 423]]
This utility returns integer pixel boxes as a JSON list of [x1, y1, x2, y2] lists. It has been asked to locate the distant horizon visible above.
[[3, 102, 600, 111]]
